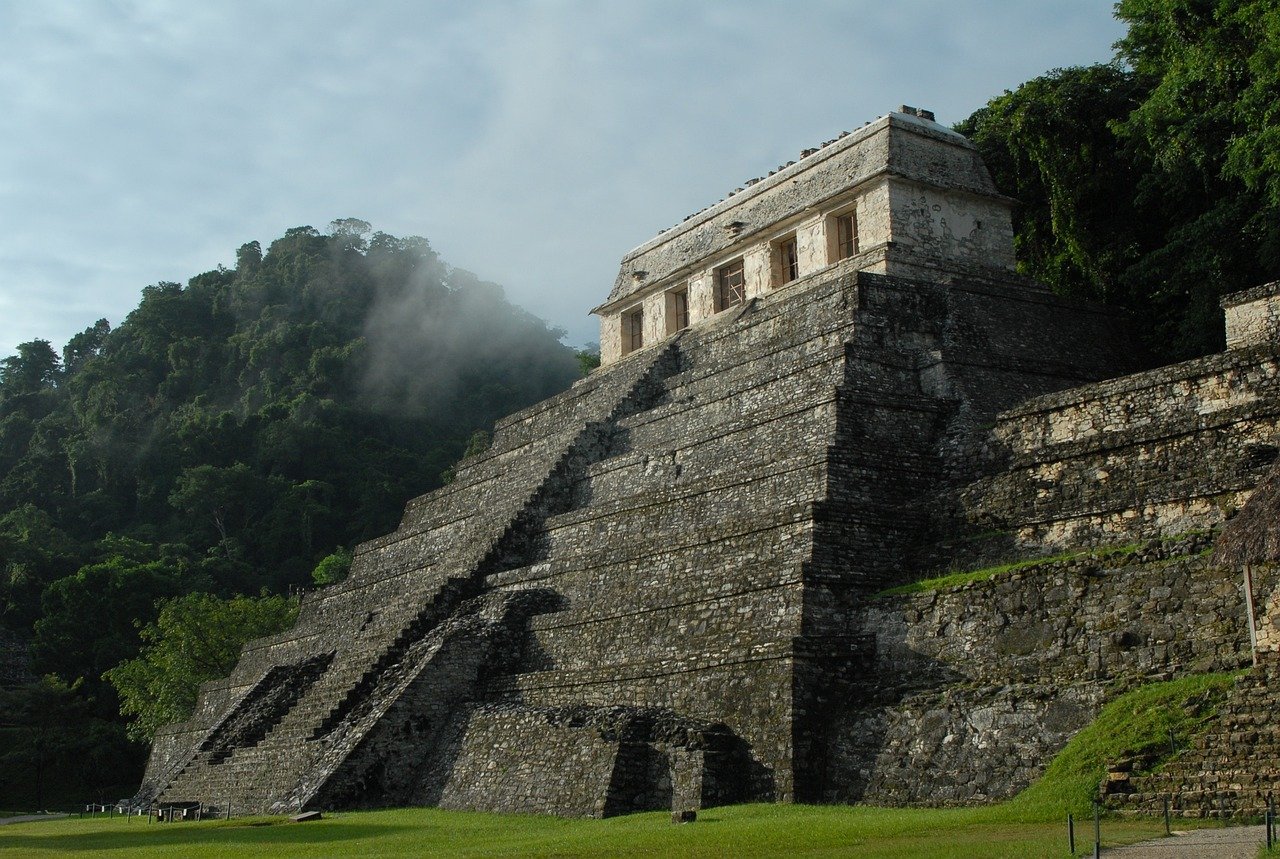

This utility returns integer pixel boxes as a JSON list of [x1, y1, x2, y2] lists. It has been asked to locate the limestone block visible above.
[[744, 245, 771, 299], [1257, 586, 1280, 653], [794, 215, 825, 277], [688, 271, 714, 324], [1223, 282, 1280, 351]]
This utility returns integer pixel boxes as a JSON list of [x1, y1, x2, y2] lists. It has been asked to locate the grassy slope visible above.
[[876, 532, 1214, 599], [0, 674, 1241, 857], [999, 672, 1239, 819]]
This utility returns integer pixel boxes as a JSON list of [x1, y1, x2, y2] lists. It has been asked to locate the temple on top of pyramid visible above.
[[594, 107, 1017, 364]]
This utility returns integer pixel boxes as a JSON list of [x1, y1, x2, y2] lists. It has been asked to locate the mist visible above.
[[358, 251, 580, 426]]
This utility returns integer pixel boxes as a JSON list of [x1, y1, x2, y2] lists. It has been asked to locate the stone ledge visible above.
[[1222, 281, 1280, 308], [998, 348, 1280, 420], [492, 642, 797, 693]]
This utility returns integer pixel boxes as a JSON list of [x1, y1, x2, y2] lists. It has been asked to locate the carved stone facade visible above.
[[594, 109, 1017, 365], [139, 110, 1280, 818]]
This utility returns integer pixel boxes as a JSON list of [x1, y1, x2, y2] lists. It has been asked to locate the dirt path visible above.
[[0, 813, 68, 826], [1103, 824, 1265, 857]]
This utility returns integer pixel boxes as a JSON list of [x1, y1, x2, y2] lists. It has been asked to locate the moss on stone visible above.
[[874, 544, 1139, 598], [996, 672, 1240, 820]]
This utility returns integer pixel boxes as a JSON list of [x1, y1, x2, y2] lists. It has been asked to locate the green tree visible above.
[[61, 319, 110, 376], [576, 346, 601, 377], [168, 462, 271, 552], [957, 65, 1148, 305], [311, 547, 352, 586], [0, 340, 61, 399], [31, 555, 187, 694], [0, 505, 81, 632], [104, 591, 297, 741], [955, 2, 1280, 361], [0, 676, 135, 810], [1117, 0, 1280, 207], [0, 219, 580, 800]]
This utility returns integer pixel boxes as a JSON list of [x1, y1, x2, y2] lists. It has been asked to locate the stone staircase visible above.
[[136, 266, 1133, 815], [140, 339, 684, 813], [1109, 658, 1280, 819]]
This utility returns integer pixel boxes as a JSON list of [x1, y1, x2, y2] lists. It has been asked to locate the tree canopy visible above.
[[0, 221, 582, 805], [104, 591, 299, 742], [0, 222, 580, 642], [957, 0, 1279, 361]]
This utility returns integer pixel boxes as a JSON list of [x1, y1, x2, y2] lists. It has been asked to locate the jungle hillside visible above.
[[0, 220, 586, 807]]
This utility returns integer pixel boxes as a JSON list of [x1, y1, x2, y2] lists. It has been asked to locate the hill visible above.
[[0, 219, 583, 807]]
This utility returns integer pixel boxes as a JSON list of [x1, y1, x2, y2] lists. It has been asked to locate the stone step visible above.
[[652, 332, 846, 397], [485, 343, 675, 456]]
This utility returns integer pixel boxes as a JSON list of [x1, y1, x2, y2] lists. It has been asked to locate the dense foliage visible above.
[[0, 220, 580, 804], [957, 0, 1280, 361], [0, 676, 138, 809], [104, 591, 299, 742]]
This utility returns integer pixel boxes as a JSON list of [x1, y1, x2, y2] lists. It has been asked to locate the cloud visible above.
[[0, 1, 1124, 359]]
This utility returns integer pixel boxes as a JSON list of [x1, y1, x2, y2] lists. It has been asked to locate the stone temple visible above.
[[139, 108, 1280, 817]]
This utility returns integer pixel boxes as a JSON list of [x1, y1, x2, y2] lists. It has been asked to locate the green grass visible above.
[[997, 672, 1239, 819], [0, 674, 1241, 857], [871, 538, 1172, 598], [878, 530, 1220, 599], [0, 803, 1203, 858]]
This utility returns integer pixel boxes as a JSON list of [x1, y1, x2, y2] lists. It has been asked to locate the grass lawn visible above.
[[0, 803, 1210, 858], [0, 674, 1246, 856]]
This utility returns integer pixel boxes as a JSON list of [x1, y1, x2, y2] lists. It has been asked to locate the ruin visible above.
[[139, 109, 1280, 817]]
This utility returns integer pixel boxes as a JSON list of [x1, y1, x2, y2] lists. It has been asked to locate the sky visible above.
[[0, 0, 1127, 358]]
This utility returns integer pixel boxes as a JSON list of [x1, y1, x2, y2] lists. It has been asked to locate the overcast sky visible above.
[[0, 1, 1126, 357]]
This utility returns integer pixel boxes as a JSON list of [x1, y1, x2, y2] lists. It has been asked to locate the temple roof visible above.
[[597, 109, 1001, 312]]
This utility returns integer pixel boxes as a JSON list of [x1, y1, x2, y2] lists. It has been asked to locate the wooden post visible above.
[[1244, 564, 1259, 667], [1093, 799, 1101, 859]]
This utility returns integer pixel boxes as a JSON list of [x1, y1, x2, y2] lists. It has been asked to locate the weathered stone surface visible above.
[[828, 539, 1263, 805], [1223, 281, 1280, 351], [137, 111, 1280, 819], [595, 111, 1022, 365]]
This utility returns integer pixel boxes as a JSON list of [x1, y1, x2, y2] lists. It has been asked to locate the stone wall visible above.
[[827, 537, 1258, 805], [138, 214, 1278, 818], [432, 704, 745, 817], [1109, 651, 1280, 818], [605, 113, 998, 308], [1256, 584, 1280, 653], [596, 112, 1019, 365], [141, 260, 1139, 815], [959, 345, 1280, 552], [142, 339, 687, 813], [884, 177, 1016, 271], [1224, 281, 1280, 351]]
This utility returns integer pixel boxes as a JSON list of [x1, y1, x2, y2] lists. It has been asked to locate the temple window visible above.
[[666, 286, 690, 334], [622, 307, 644, 354], [831, 210, 859, 261], [715, 259, 746, 311], [774, 235, 799, 287]]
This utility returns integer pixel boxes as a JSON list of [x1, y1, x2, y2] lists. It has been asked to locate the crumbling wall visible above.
[[830, 539, 1258, 805], [963, 348, 1280, 550], [143, 341, 685, 813], [432, 704, 745, 817], [141, 261, 1188, 818]]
